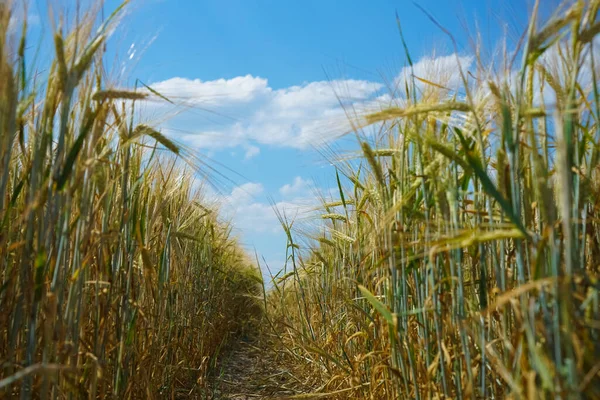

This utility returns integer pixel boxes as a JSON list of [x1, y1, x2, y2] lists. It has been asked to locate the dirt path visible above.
[[209, 336, 313, 399]]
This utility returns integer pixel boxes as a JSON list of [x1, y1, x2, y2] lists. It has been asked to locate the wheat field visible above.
[[1, 0, 600, 399]]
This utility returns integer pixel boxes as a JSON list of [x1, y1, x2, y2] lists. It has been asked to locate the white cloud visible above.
[[227, 182, 264, 204], [214, 180, 318, 238], [217, 182, 278, 234], [272, 80, 383, 111], [150, 75, 271, 107], [395, 53, 475, 94], [279, 176, 311, 197], [144, 76, 385, 152], [244, 145, 260, 160], [141, 54, 494, 155]]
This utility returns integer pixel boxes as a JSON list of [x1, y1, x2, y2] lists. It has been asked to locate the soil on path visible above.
[[209, 335, 315, 399]]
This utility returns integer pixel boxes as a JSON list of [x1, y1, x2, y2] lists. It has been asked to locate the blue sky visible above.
[[24, 0, 558, 279]]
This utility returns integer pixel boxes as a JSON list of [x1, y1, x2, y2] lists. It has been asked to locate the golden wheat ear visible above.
[[0, 1, 263, 398]]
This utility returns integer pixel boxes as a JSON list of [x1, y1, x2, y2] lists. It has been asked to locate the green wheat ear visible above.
[[365, 101, 471, 125], [92, 89, 148, 101], [132, 124, 180, 155]]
